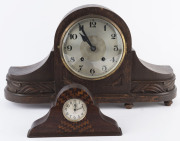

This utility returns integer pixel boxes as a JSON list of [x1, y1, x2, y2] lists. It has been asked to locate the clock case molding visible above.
[[5, 6, 176, 108]]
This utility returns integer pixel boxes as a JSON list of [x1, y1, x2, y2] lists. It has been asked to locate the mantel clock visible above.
[[5, 5, 176, 109]]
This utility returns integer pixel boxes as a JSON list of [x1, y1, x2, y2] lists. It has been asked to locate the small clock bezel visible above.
[[59, 15, 127, 80], [62, 98, 87, 122]]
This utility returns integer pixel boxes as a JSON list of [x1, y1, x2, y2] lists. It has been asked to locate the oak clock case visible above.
[[28, 84, 122, 137], [5, 6, 176, 108]]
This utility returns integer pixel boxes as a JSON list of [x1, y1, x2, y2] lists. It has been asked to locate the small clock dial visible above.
[[62, 99, 87, 122], [60, 16, 126, 80]]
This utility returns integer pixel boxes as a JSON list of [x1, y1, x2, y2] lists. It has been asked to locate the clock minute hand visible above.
[[73, 101, 77, 112], [79, 33, 89, 43], [79, 24, 96, 51], [79, 33, 96, 52], [79, 33, 94, 48]]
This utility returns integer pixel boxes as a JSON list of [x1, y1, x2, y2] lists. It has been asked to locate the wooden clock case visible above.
[[28, 84, 122, 137], [5, 5, 176, 108]]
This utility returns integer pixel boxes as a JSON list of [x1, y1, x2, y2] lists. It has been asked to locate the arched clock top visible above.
[[54, 5, 132, 53], [54, 5, 132, 80]]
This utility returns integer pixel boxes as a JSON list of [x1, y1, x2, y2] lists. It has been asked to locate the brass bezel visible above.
[[62, 98, 87, 122], [59, 15, 127, 80]]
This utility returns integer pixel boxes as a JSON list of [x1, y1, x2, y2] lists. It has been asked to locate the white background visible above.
[[0, 0, 180, 141]]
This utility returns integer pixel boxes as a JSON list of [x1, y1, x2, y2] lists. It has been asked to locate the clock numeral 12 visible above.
[[90, 21, 96, 28]]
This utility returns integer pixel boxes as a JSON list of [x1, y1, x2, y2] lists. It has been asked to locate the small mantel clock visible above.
[[5, 5, 176, 109], [28, 84, 122, 137]]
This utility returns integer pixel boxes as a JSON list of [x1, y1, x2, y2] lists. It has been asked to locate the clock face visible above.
[[60, 16, 126, 80], [62, 98, 87, 122]]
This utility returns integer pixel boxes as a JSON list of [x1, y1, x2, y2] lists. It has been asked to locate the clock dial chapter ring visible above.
[[59, 15, 127, 80], [62, 98, 87, 122]]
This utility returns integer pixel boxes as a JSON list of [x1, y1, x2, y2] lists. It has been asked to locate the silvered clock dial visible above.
[[60, 16, 126, 80], [62, 98, 87, 122]]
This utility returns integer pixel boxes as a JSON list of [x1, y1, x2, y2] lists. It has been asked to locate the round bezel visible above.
[[59, 15, 127, 80], [62, 98, 87, 122]]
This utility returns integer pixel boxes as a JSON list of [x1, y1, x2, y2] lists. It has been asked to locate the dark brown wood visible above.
[[164, 100, 173, 106], [4, 5, 177, 108], [5, 51, 56, 103], [54, 5, 132, 97], [124, 103, 134, 109], [28, 84, 122, 137]]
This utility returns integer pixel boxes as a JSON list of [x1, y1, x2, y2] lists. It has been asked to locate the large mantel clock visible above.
[[5, 5, 176, 108]]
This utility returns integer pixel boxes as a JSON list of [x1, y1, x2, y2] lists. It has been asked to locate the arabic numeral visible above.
[[111, 57, 116, 62], [69, 34, 77, 40], [66, 45, 72, 51], [69, 57, 75, 62], [102, 66, 107, 71], [104, 25, 106, 31], [90, 69, 95, 75], [78, 65, 83, 72], [90, 21, 96, 28], [113, 45, 118, 51], [66, 104, 70, 108], [111, 34, 116, 39]]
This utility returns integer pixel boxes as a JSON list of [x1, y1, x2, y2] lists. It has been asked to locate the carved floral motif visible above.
[[131, 78, 175, 93], [6, 79, 55, 94]]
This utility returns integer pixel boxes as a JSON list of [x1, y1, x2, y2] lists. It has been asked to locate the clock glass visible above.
[[62, 98, 87, 122], [60, 16, 126, 80]]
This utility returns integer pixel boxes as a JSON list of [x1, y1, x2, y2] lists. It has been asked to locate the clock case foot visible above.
[[4, 49, 176, 107], [27, 84, 122, 137]]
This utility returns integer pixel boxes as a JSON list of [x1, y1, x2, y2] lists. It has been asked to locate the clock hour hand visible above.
[[75, 106, 83, 111], [79, 24, 96, 51], [75, 104, 85, 111]]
